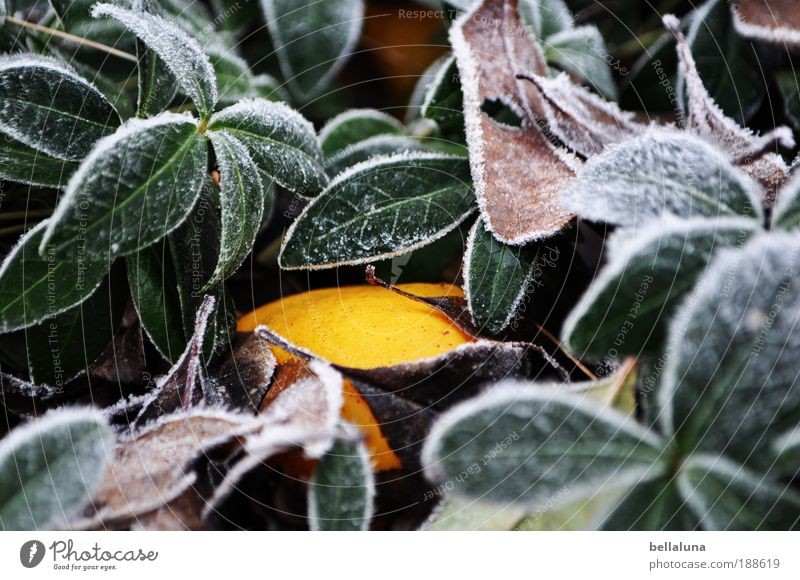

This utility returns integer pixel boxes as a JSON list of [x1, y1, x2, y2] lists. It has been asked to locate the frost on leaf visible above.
[[92, 3, 218, 118], [258, 357, 344, 457], [677, 454, 800, 530], [0, 53, 120, 161], [278, 152, 475, 269], [422, 383, 667, 508], [134, 296, 217, 427], [660, 233, 800, 470], [308, 430, 374, 531], [209, 98, 328, 196], [561, 128, 764, 230], [665, 14, 794, 202], [516, 71, 643, 158], [41, 112, 207, 261], [0, 409, 112, 530], [731, 0, 800, 48], [450, 0, 576, 245], [90, 410, 260, 527]]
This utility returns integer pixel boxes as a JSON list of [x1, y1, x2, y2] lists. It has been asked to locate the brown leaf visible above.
[[732, 0, 800, 48], [665, 14, 794, 202], [450, 0, 577, 244], [87, 410, 261, 527], [209, 332, 277, 412], [133, 296, 216, 428], [516, 71, 644, 158]]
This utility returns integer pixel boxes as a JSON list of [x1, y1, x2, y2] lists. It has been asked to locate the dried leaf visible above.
[[133, 296, 216, 428], [516, 71, 643, 158], [211, 333, 277, 413], [450, 0, 577, 244], [731, 0, 800, 48], [90, 409, 259, 525], [665, 14, 794, 201]]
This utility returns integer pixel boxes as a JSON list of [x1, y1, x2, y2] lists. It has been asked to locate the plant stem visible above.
[[3, 15, 138, 63]]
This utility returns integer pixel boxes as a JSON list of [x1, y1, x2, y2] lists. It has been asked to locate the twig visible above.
[[4, 15, 138, 63], [533, 322, 598, 381]]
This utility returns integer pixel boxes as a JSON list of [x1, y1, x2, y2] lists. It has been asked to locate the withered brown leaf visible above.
[[450, 0, 578, 244], [666, 14, 794, 202], [732, 0, 800, 48]]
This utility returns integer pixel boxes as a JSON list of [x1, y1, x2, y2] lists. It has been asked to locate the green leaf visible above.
[[0, 53, 120, 161], [208, 47, 270, 107], [519, 0, 573, 39], [319, 109, 404, 157], [598, 477, 700, 530], [0, 221, 111, 332], [544, 26, 618, 101], [324, 135, 427, 176], [661, 233, 800, 468], [422, 384, 667, 508], [420, 55, 465, 140], [0, 132, 79, 187], [167, 186, 233, 360], [280, 152, 475, 269], [126, 239, 186, 363], [135, 1, 179, 119], [562, 129, 763, 230], [21, 273, 125, 385], [464, 217, 537, 335], [206, 130, 266, 288], [263, 0, 364, 101], [678, 454, 800, 530], [773, 427, 800, 477], [92, 3, 218, 119], [0, 409, 112, 530], [209, 98, 327, 196], [680, 0, 763, 125], [42, 112, 208, 261], [772, 174, 800, 230], [308, 436, 374, 531], [563, 218, 758, 359]]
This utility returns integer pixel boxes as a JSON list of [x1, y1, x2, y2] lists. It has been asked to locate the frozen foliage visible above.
[[205, 131, 265, 288], [259, 359, 344, 454], [319, 109, 404, 157], [0, 221, 110, 332], [209, 98, 327, 196], [518, 71, 641, 158], [660, 233, 800, 470], [773, 427, 800, 476], [42, 112, 207, 261], [562, 217, 758, 358], [677, 454, 800, 530], [92, 410, 259, 523], [420, 55, 465, 137], [0, 409, 112, 530], [308, 429, 375, 531], [450, 0, 576, 244], [772, 172, 800, 230], [463, 217, 536, 335], [0, 53, 120, 161], [262, 0, 364, 100], [422, 384, 666, 508], [279, 152, 475, 269], [543, 26, 617, 100], [561, 128, 763, 230], [665, 13, 794, 199], [323, 135, 427, 176], [92, 3, 218, 118], [518, 0, 572, 39], [731, 0, 800, 48]]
